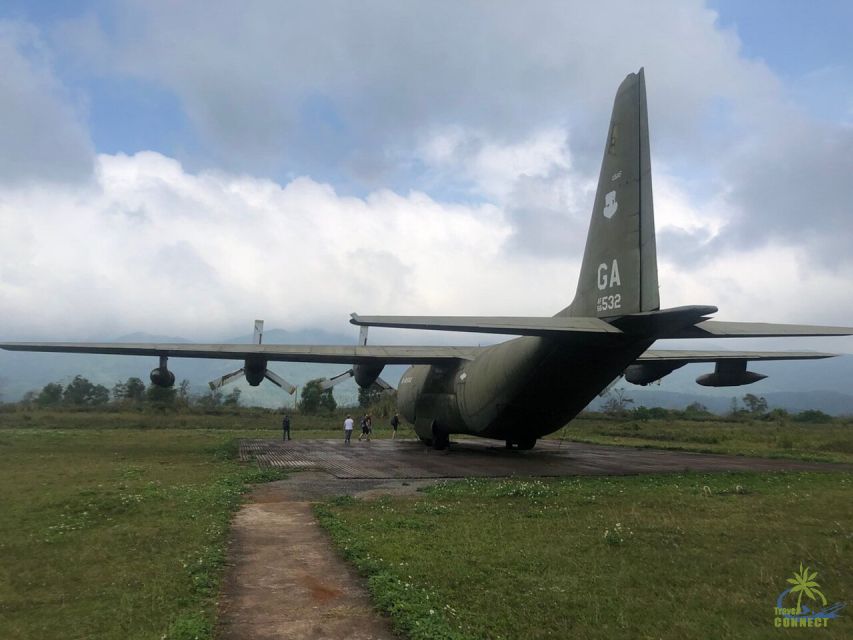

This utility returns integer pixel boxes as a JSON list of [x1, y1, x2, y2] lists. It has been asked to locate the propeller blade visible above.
[[320, 369, 354, 391], [264, 369, 296, 394], [209, 368, 245, 390], [375, 376, 395, 392], [597, 375, 623, 397], [253, 319, 264, 345]]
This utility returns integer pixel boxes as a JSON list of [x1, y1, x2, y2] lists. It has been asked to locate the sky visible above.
[[1, 0, 853, 355]]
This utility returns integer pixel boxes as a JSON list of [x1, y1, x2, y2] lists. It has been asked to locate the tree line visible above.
[[9, 377, 835, 422], [16, 375, 243, 409], [8, 375, 396, 415], [599, 388, 835, 423], [297, 378, 395, 417]]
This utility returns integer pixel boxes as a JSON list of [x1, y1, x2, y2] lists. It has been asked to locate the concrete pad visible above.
[[240, 437, 851, 479]]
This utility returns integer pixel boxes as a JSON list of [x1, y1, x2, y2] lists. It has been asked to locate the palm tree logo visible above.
[[786, 563, 828, 614]]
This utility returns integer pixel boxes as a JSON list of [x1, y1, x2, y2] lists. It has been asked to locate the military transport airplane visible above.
[[3, 68, 852, 450]]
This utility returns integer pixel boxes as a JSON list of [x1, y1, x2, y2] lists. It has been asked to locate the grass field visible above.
[[556, 416, 853, 465], [0, 406, 410, 440], [0, 426, 286, 640], [2, 408, 851, 639], [317, 472, 853, 640], [4, 408, 850, 464]]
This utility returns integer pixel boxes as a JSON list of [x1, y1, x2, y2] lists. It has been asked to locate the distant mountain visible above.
[[598, 354, 853, 415], [590, 388, 853, 415], [113, 332, 191, 343]]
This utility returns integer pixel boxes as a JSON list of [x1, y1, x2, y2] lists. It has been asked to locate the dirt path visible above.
[[216, 474, 430, 640]]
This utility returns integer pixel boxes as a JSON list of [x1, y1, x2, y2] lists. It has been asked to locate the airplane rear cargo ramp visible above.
[[239, 438, 851, 480]]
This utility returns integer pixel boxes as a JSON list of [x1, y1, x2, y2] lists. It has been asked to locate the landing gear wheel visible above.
[[517, 437, 537, 450], [431, 422, 450, 450]]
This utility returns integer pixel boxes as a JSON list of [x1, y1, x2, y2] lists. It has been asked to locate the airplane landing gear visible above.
[[432, 422, 450, 450], [517, 437, 537, 450]]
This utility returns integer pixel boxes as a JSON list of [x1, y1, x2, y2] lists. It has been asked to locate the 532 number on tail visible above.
[[596, 294, 621, 312]]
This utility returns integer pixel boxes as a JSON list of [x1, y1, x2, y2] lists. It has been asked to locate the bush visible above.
[[298, 379, 337, 414], [792, 409, 832, 424], [631, 406, 670, 421]]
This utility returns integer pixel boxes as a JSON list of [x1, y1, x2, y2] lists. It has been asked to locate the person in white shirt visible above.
[[343, 414, 354, 444]]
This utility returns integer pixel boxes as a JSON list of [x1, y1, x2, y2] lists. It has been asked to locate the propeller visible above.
[[319, 369, 394, 392], [319, 368, 357, 391], [209, 368, 246, 390], [208, 320, 296, 394], [318, 325, 394, 392], [262, 368, 297, 394]]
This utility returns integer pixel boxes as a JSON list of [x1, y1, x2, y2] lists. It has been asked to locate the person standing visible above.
[[343, 414, 354, 444], [358, 414, 371, 441], [390, 412, 400, 440], [281, 413, 291, 441]]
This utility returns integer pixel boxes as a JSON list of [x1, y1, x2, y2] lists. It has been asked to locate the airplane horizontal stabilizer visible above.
[[663, 320, 853, 339], [350, 313, 622, 336]]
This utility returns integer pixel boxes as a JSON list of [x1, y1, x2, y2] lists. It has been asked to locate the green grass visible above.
[[0, 406, 330, 431], [3, 408, 850, 639], [316, 473, 853, 639], [555, 417, 853, 464], [0, 406, 411, 439], [0, 426, 286, 640]]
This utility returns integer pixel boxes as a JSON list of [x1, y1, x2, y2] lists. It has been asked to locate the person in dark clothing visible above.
[[281, 414, 291, 441], [358, 414, 372, 441], [390, 412, 400, 440]]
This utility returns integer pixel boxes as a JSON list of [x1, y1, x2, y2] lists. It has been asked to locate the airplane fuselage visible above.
[[397, 334, 653, 447]]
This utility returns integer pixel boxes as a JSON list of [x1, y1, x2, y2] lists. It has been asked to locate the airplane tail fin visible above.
[[559, 68, 659, 318]]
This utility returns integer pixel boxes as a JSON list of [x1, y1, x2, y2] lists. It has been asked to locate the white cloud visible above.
[[2, 151, 577, 340], [419, 127, 572, 201], [3, 146, 852, 350], [416, 126, 593, 255]]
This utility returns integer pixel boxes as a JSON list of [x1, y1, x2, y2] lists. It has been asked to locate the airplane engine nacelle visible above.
[[695, 360, 766, 387], [244, 357, 267, 386], [150, 367, 175, 388], [353, 363, 384, 388], [624, 362, 685, 386], [696, 371, 766, 387]]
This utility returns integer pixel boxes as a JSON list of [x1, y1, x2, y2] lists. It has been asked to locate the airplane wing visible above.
[[0, 342, 480, 365], [636, 349, 837, 363], [662, 320, 853, 339], [350, 313, 622, 335]]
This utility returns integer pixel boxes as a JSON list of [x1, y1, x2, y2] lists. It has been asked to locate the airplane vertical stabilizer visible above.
[[559, 68, 659, 318]]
